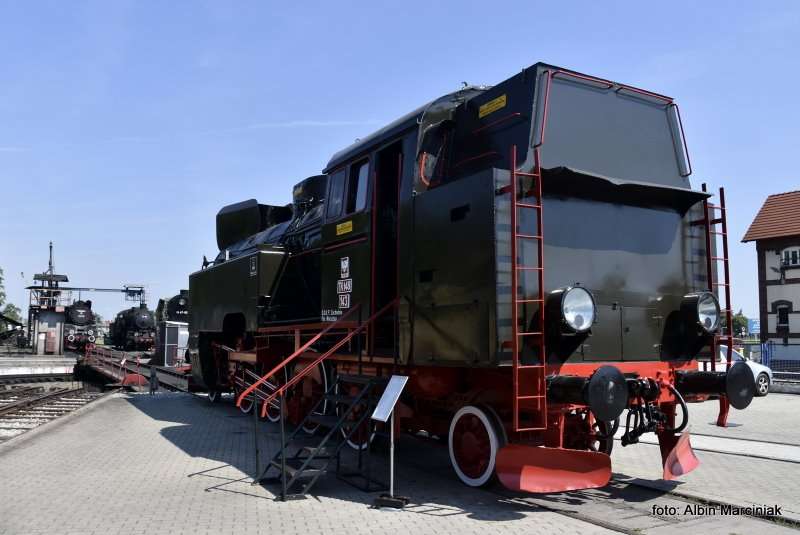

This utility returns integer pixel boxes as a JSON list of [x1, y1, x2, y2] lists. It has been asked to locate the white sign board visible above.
[[371, 375, 408, 423]]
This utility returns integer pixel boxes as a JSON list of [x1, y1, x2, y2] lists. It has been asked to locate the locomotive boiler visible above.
[[188, 62, 755, 493], [63, 299, 97, 350], [110, 304, 155, 351]]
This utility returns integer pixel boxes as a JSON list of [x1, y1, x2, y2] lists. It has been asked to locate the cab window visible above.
[[346, 160, 369, 213], [326, 169, 346, 220]]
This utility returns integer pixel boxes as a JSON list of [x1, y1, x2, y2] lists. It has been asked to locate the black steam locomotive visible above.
[[64, 300, 97, 351], [188, 62, 755, 493], [155, 290, 190, 323], [110, 304, 156, 351], [151, 291, 190, 366]]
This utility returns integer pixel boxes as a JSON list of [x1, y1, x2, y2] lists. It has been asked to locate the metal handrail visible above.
[[235, 304, 362, 408], [257, 298, 398, 417]]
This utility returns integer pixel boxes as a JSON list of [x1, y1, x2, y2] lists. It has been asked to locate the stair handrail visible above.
[[236, 304, 362, 408], [257, 298, 399, 417]]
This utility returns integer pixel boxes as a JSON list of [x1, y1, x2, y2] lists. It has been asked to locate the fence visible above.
[[83, 345, 190, 391], [761, 341, 800, 382]]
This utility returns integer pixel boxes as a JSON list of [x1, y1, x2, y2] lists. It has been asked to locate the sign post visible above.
[[371, 375, 410, 509]]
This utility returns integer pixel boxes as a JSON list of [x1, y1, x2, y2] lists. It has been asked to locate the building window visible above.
[[781, 247, 800, 267], [777, 306, 789, 327], [346, 160, 369, 214]]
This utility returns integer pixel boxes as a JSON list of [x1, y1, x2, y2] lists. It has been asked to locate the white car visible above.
[[699, 346, 773, 397]]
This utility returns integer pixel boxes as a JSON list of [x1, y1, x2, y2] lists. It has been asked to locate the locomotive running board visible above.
[[495, 444, 611, 493], [659, 431, 700, 480]]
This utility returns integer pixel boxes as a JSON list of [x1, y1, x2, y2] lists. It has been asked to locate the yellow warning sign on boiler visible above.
[[478, 94, 507, 118], [336, 220, 353, 236]]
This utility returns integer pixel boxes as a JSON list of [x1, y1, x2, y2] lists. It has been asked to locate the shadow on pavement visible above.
[[125, 392, 677, 522]]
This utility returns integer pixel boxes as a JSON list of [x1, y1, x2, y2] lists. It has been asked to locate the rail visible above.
[[0, 387, 83, 416]]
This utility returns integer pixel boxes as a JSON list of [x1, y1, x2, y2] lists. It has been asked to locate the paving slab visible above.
[[0, 393, 613, 535], [0, 392, 796, 535], [611, 429, 800, 522], [684, 393, 800, 445]]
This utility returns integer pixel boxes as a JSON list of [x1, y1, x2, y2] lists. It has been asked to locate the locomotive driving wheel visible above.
[[336, 381, 376, 450], [589, 419, 616, 455], [448, 405, 506, 487], [291, 360, 329, 434], [235, 385, 254, 414], [563, 409, 615, 455], [263, 368, 289, 423]]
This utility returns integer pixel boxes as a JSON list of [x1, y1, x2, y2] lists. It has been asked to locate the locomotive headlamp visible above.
[[549, 286, 596, 333], [682, 292, 720, 333]]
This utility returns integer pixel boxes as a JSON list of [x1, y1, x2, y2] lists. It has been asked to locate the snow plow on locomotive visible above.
[[187, 62, 756, 494]]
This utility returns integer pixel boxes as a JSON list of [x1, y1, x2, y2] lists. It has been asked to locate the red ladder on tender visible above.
[[697, 184, 734, 427], [699, 184, 734, 372], [509, 145, 547, 432]]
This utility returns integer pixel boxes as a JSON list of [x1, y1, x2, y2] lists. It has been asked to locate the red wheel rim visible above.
[[452, 413, 492, 479]]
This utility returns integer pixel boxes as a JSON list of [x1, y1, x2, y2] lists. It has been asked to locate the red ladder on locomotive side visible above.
[[509, 145, 547, 432]]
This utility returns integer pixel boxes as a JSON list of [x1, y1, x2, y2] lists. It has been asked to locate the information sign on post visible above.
[[371, 375, 410, 509]]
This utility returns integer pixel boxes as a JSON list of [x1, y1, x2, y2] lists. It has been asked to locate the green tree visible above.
[[733, 309, 748, 337], [0, 267, 22, 325], [2, 303, 21, 323]]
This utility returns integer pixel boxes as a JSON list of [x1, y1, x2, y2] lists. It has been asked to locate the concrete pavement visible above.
[[0, 392, 796, 535]]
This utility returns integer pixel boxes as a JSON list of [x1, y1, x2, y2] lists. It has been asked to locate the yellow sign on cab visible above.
[[478, 94, 507, 118], [336, 220, 353, 236]]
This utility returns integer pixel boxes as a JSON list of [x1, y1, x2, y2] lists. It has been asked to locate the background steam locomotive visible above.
[[110, 304, 155, 351], [155, 290, 189, 323], [152, 291, 190, 366], [187, 62, 757, 495], [63, 300, 97, 350]]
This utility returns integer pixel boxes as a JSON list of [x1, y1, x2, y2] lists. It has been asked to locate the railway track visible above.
[[399, 430, 795, 533], [0, 387, 105, 443]]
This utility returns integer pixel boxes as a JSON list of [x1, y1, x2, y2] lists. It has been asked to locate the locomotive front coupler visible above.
[[621, 377, 689, 446]]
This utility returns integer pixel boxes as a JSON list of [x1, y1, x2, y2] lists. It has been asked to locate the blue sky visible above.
[[1, 1, 798, 321]]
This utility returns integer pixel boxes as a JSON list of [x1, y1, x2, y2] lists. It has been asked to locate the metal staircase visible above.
[[508, 145, 547, 432], [236, 300, 397, 499], [256, 373, 387, 499]]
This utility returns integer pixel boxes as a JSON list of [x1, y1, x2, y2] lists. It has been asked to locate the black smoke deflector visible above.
[[542, 167, 711, 215]]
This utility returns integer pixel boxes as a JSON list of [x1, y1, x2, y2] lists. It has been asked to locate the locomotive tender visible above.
[[189, 62, 756, 493], [110, 304, 156, 351]]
